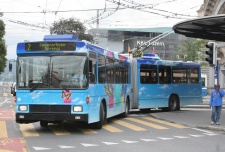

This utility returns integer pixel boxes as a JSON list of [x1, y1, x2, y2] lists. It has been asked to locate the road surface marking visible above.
[[49, 125, 71, 136], [125, 117, 168, 129], [111, 119, 146, 131], [19, 124, 39, 137], [0, 121, 8, 138], [102, 142, 119, 145], [103, 124, 123, 132], [157, 137, 174, 140], [143, 117, 188, 128], [192, 128, 213, 134], [78, 128, 98, 134], [189, 134, 205, 137]]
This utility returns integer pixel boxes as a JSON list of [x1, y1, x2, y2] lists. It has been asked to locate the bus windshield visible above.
[[17, 55, 88, 90]]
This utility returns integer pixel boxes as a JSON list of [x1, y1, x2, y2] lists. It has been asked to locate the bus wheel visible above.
[[121, 99, 129, 118], [169, 95, 179, 111], [40, 121, 48, 128], [91, 102, 105, 129]]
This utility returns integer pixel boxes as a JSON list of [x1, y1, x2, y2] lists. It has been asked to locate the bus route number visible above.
[[25, 42, 76, 51]]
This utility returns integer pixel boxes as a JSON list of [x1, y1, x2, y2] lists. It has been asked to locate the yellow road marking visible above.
[[49, 125, 71, 136], [19, 124, 39, 137], [125, 117, 168, 129], [143, 117, 188, 128], [0, 121, 8, 138], [103, 124, 123, 132], [0, 117, 12, 119], [0, 150, 14, 152], [111, 119, 146, 131], [78, 128, 98, 134]]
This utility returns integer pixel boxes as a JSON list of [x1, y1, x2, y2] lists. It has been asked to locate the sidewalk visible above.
[[181, 95, 225, 132], [183, 95, 225, 109]]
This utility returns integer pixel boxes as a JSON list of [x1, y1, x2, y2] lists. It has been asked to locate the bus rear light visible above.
[[86, 96, 90, 104], [73, 106, 82, 112]]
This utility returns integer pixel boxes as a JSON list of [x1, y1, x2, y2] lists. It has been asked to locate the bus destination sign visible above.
[[25, 42, 76, 51]]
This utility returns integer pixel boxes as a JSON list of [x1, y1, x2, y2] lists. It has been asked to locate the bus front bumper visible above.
[[16, 113, 88, 124]]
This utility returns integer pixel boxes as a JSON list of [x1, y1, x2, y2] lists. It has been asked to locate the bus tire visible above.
[[91, 102, 105, 129], [169, 95, 179, 111], [121, 99, 129, 118], [40, 121, 48, 128]]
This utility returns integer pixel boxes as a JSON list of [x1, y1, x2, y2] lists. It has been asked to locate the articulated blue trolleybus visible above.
[[15, 34, 202, 129], [130, 54, 202, 111], [15, 34, 131, 129]]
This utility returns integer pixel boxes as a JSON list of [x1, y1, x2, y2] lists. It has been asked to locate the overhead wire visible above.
[[54, 0, 63, 21], [106, 0, 197, 19], [0, 0, 201, 31]]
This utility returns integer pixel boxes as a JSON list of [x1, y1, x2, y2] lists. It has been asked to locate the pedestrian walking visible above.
[[209, 84, 225, 125]]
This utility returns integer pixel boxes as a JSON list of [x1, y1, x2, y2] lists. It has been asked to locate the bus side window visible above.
[[89, 63, 96, 83], [89, 53, 96, 84], [98, 55, 106, 84]]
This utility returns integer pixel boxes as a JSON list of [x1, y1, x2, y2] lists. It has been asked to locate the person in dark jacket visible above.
[[209, 84, 225, 125]]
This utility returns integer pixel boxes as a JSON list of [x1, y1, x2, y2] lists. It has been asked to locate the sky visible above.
[[0, 0, 204, 59]]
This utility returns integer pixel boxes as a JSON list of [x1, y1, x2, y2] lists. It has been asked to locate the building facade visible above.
[[89, 27, 191, 60]]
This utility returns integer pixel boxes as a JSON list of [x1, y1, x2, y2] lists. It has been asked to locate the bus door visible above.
[[138, 64, 158, 109]]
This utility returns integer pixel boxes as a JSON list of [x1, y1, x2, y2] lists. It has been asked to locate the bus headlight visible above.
[[73, 106, 82, 112], [19, 105, 28, 111]]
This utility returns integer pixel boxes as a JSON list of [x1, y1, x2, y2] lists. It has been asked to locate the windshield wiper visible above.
[[30, 74, 48, 92], [30, 82, 43, 92]]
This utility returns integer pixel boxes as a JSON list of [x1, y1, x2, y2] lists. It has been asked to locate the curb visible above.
[[183, 105, 225, 109], [151, 113, 225, 132], [197, 125, 225, 132]]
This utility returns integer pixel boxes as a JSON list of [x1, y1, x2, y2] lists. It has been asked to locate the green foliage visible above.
[[0, 12, 7, 74], [178, 38, 207, 66], [50, 17, 93, 42]]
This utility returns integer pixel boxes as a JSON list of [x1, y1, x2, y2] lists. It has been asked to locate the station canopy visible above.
[[173, 14, 225, 42]]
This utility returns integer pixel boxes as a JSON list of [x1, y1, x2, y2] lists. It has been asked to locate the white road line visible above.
[[33, 147, 52, 150], [189, 134, 205, 137], [157, 137, 174, 140], [122, 140, 139, 143], [58, 145, 76, 149], [174, 136, 190, 139], [102, 142, 119, 145], [140, 138, 158, 142], [81, 143, 98, 147], [0, 98, 8, 106], [192, 128, 214, 134], [203, 133, 219, 136]]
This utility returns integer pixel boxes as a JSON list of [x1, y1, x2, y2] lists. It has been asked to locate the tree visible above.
[[50, 17, 93, 42], [177, 38, 207, 66], [0, 12, 7, 74]]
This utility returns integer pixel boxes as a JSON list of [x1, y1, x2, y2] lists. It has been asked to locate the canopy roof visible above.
[[173, 14, 225, 42]]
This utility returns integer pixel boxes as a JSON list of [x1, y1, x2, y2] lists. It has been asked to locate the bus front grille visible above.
[[30, 105, 71, 113]]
